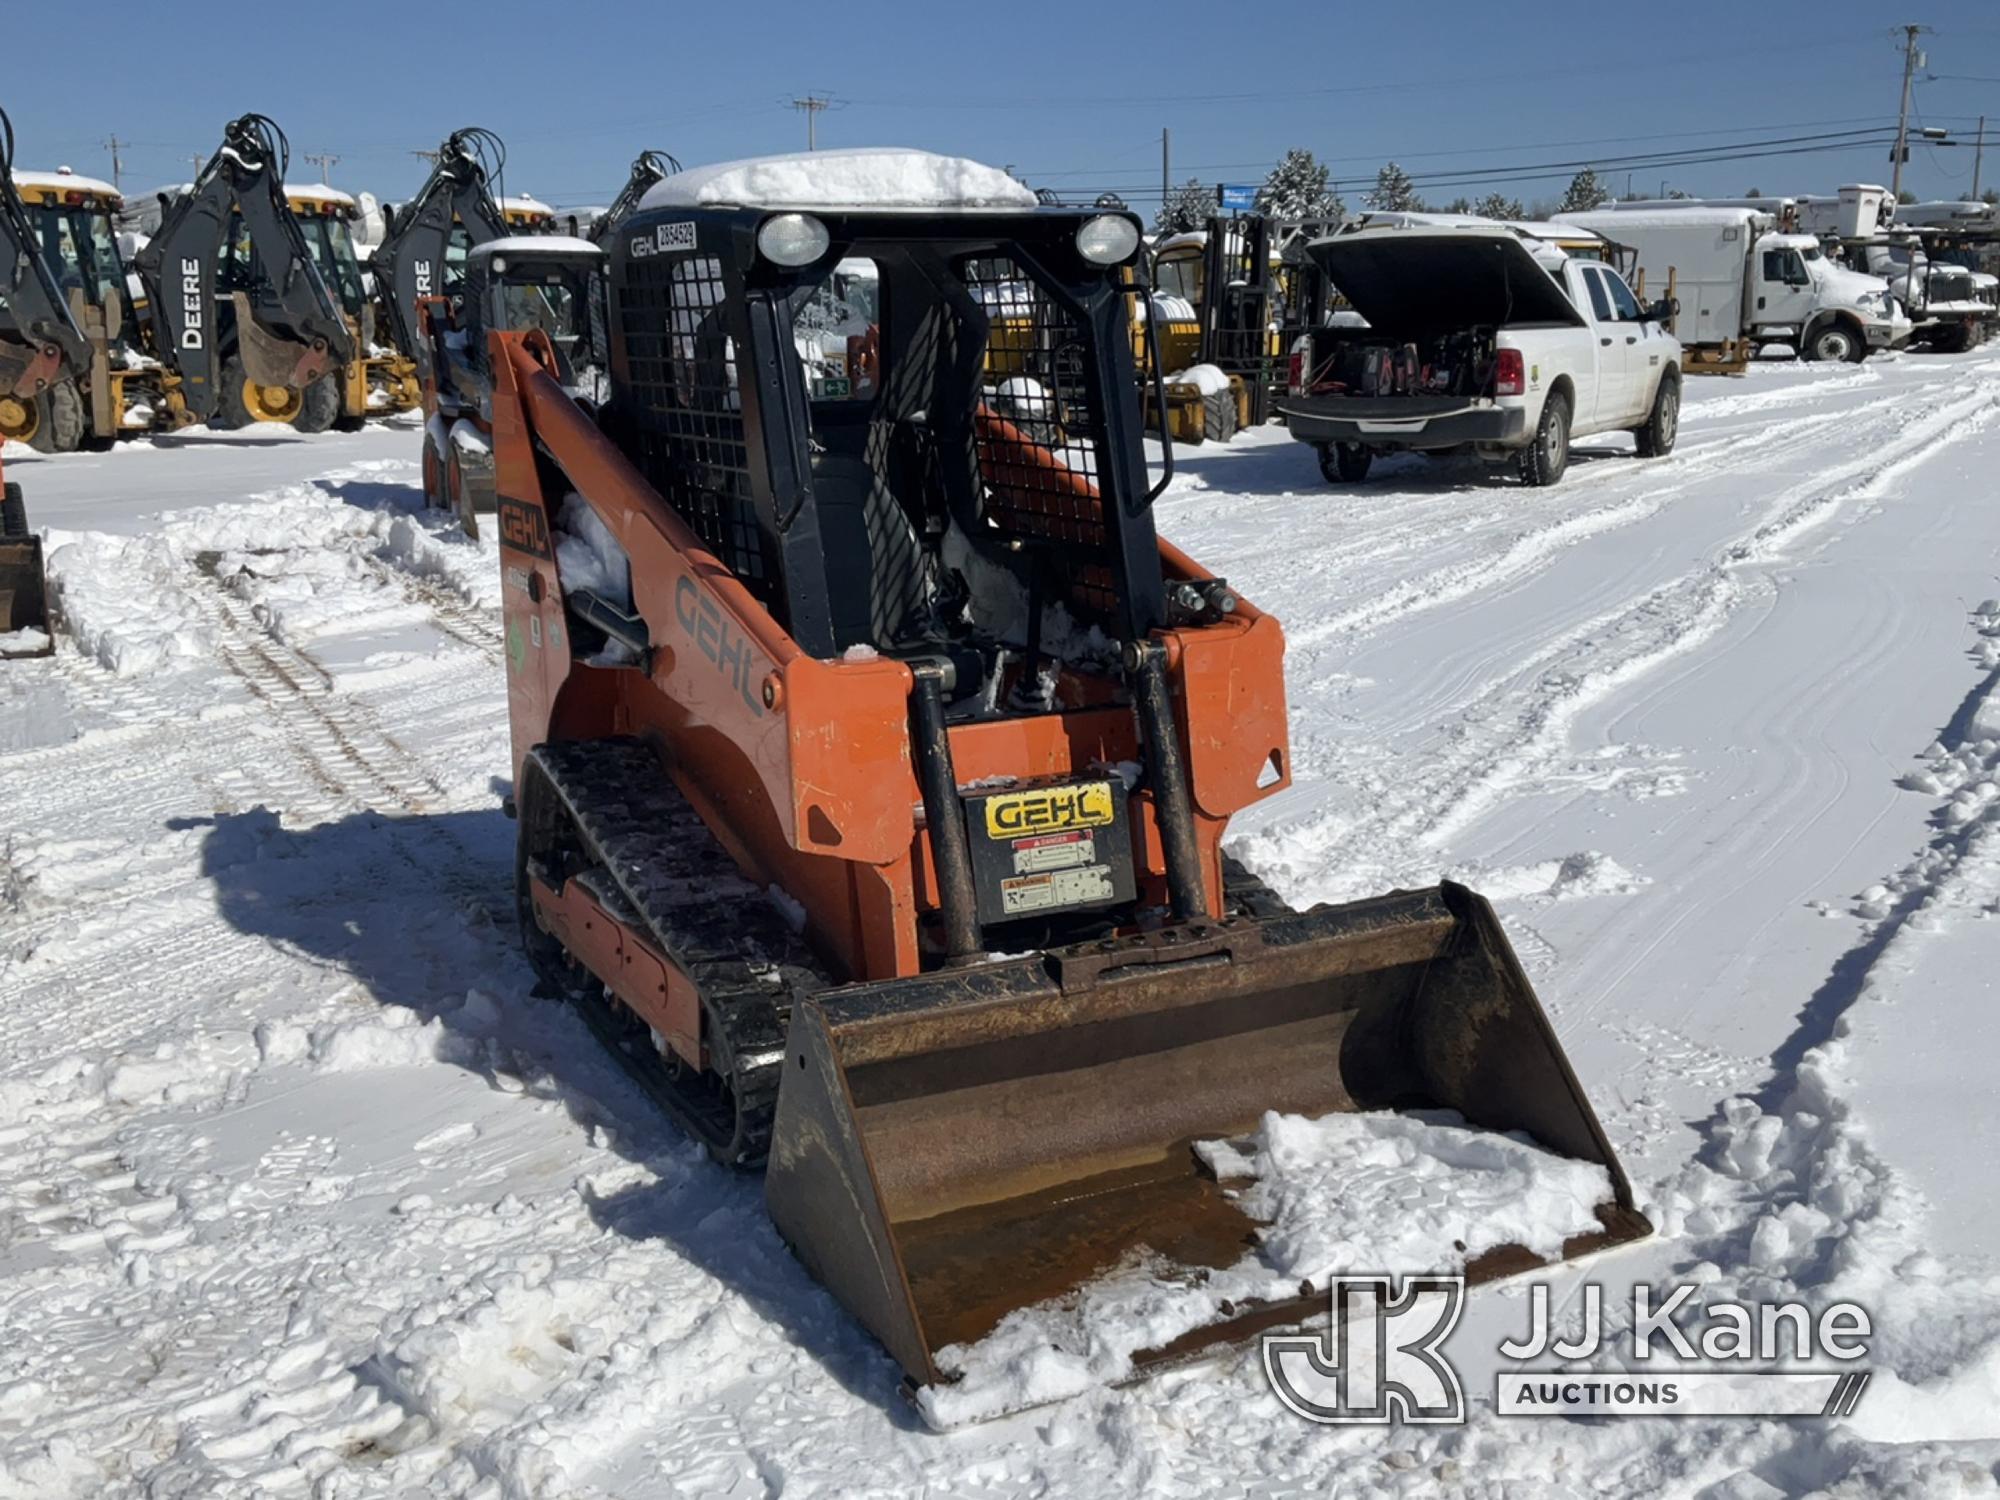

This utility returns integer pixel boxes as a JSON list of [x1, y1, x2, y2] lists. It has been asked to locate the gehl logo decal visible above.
[[984, 783, 1114, 840], [674, 575, 764, 718], [496, 497, 552, 560], [179, 258, 204, 350]]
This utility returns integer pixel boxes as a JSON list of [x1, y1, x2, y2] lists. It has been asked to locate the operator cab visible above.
[[285, 185, 368, 319], [453, 236, 604, 398], [602, 150, 1198, 714], [11, 170, 130, 335]]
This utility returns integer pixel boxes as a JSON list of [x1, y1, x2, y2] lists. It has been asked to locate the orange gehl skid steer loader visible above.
[[487, 152, 1647, 1400]]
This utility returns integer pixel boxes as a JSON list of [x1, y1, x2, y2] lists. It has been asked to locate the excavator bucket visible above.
[[765, 881, 1648, 1402], [0, 481, 53, 659]]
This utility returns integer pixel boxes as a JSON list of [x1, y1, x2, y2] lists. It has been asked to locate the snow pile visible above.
[[1164, 363, 1231, 396], [640, 149, 1038, 213], [921, 1108, 1610, 1426], [44, 530, 212, 675], [552, 492, 631, 609], [1456, 849, 1649, 901], [0, 626, 49, 655]]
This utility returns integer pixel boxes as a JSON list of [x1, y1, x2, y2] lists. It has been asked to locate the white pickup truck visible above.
[[1278, 221, 1682, 486]]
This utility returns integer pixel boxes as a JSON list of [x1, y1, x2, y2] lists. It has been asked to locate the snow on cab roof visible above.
[[1154, 230, 1209, 254], [285, 182, 357, 207], [467, 235, 602, 257], [639, 149, 1039, 214], [11, 167, 121, 199], [499, 194, 553, 213]]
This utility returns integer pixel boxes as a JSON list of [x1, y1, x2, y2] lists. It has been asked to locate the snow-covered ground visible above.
[[5, 356, 2000, 1495]]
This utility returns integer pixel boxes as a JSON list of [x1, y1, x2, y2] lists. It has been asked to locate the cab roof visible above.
[[467, 235, 603, 258], [11, 168, 121, 202]]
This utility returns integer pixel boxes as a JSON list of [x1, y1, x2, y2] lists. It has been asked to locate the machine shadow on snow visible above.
[[184, 803, 918, 1418]]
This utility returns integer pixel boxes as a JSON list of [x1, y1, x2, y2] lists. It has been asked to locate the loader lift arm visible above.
[[372, 128, 509, 364], [132, 114, 353, 423], [0, 107, 90, 400]]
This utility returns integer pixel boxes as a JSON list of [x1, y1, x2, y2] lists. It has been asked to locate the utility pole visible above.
[[791, 96, 830, 151], [1890, 23, 1932, 202], [1161, 127, 1170, 204], [1975, 115, 1987, 200], [410, 148, 442, 168], [102, 135, 125, 191], [188, 154, 205, 177], [304, 152, 339, 184]]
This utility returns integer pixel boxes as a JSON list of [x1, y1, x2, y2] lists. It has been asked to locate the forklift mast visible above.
[[132, 114, 353, 423], [1197, 213, 1276, 424], [0, 107, 90, 399], [372, 128, 509, 364]]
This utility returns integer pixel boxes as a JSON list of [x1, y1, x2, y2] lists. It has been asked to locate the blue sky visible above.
[[9, 1, 2000, 212]]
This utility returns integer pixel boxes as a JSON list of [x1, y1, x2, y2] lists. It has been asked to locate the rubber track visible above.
[[523, 738, 825, 1165]]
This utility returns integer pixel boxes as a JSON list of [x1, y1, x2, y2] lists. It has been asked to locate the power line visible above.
[[1053, 126, 1908, 203], [303, 151, 340, 183]]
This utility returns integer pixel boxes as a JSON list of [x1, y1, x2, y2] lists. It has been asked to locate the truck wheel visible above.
[[1804, 322, 1861, 364], [24, 381, 85, 454], [1519, 391, 1571, 487], [1633, 369, 1681, 458], [215, 355, 305, 429], [1202, 388, 1239, 443], [1317, 441, 1372, 483], [292, 374, 341, 434]]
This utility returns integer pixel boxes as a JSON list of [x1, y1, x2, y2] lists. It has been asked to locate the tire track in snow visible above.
[[196, 557, 452, 816], [1285, 404, 1852, 649], [1237, 377, 2000, 906]]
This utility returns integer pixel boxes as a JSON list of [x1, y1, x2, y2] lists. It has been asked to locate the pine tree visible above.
[[1364, 161, 1422, 212], [1474, 192, 1526, 221], [1442, 197, 1473, 214], [1154, 179, 1216, 235], [1985, 189, 1999, 207], [1558, 168, 1609, 213], [1744, 187, 1763, 199], [1255, 148, 1343, 222]]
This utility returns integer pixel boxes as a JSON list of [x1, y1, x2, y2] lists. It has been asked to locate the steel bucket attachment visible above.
[[0, 501, 52, 658], [765, 881, 1648, 1396]]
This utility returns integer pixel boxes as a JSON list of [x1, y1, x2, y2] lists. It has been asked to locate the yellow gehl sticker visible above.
[[983, 782, 1115, 840]]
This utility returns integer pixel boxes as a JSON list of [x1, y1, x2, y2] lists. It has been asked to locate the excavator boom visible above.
[[132, 115, 352, 423], [372, 128, 509, 367]]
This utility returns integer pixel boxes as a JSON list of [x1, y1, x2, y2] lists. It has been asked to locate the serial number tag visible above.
[[983, 782, 1114, 840]]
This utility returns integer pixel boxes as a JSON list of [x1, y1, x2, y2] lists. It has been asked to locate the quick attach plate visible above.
[[961, 778, 1136, 928]]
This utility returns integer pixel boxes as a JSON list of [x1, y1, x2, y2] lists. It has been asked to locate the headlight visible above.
[[1076, 213, 1140, 265], [756, 213, 830, 268]]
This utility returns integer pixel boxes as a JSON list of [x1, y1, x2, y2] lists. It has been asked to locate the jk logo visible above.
[[1263, 1275, 1467, 1425]]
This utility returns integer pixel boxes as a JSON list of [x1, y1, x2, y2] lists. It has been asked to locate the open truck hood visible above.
[[1307, 227, 1586, 336]]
